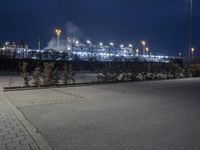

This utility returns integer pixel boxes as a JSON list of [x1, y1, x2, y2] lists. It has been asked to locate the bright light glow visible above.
[[75, 40, 79, 44], [67, 46, 71, 51], [191, 48, 195, 52], [55, 29, 61, 36], [141, 41, 146, 46], [120, 44, 124, 48], [86, 40, 91, 44], [129, 44, 133, 48], [110, 42, 114, 46], [136, 49, 139, 53], [99, 42, 103, 46], [146, 47, 149, 52], [5, 42, 9, 46]]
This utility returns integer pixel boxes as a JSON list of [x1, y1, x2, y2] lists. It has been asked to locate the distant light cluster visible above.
[[0, 41, 180, 63]]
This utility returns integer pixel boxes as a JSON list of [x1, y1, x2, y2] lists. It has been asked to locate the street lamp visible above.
[[109, 42, 114, 46], [38, 36, 41, 50], [188, 0, 193, 69], [55, 29, 61, 49], [99, 42, 103, 47], [86, 40, 91, 45], [75, 40, 79, 45], [141, 41, 146, 55], [108, 42, 114, 71], [136, 49, 139, 56], [120, 44, 124, 48], [146, 47, 149, 55], [129, 44, 133, 48], [128, 44, 133, 60], [86, 40, 92, 59], [191, 47, 195, 58]]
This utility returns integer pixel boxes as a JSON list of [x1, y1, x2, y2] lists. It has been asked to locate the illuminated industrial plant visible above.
[[0, 37, 181, 63]]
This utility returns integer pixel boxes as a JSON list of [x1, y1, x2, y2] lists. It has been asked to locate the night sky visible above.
[[0, 0, 199, 56]]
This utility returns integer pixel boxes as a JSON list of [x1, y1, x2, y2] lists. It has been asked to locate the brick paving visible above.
[[0, 77, 52, 150], [0, 78, 117, 150], [0, 93, 40, 150], [4, 85, 116, 107], [4, 89, 79, 107], [0, 77, 121, 150]]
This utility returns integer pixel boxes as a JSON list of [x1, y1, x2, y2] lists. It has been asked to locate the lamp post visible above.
[[86, 40, 91, 46], [108, 42, 114, 71], [146, 47, 149, 56], [109, 42, 114, 58], [109, 42, 114, 47], [128, 44, 133, 60], [188, 0, 193, 70], [75, 40, 79, 45], [55, 29, 61, 49], [38, 36, 41, 50], [191, 48, 195, 58], [129, 44, 133, 48], [141, 41, 146, 56], [86, 40, 92, 59], [136, 49, 139, 56], [99, 42, 103, 47]]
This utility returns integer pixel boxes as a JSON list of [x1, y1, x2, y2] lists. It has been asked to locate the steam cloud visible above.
[[45, 22, 82, 51]]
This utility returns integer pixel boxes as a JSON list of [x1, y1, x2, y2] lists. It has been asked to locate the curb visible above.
[[3, 78, 188, 92]]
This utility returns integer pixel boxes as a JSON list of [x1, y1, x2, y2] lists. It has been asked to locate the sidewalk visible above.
[[0, 92, 52, 150]]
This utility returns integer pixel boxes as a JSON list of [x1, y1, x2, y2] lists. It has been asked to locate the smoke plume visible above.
[[45, 22, 82, 51]]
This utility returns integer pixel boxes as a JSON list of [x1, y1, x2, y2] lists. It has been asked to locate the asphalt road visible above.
[[19, 78, 200, 150]]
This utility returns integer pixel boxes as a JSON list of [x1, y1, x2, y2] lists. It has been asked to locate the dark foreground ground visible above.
[[6, 78, 200, 150]]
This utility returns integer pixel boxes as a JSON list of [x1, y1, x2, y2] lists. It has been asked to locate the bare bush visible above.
[[63, 64, 75, 84], [43, 63, 55, 86], [19, 62, 30, 87], [191, 64, 200, 77], [32, 66, 41, 87]]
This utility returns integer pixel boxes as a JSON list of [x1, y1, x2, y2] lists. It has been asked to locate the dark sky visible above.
[[0, 0, 199, 56]]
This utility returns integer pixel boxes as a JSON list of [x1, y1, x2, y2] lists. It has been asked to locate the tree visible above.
[[43, 63, 55, 86], [63, 64, 75, 84], [191, 64, 200, 77], [32, 66, 41, 87], [169, 63, 184, 78], [19, 62, 30, 87], [52, 69, 60, 86]]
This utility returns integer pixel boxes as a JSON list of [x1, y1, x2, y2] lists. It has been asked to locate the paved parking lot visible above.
[[1, 77, 200, 150], [0, 76, 51, 150]]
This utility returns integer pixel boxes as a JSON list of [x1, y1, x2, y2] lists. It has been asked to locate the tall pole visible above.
[[55, 29, 61, 49], [142, 41, 146, 56], [191, 48, 195, 58], [188, 0, 193, 69], [38, 36, 41, 50], [109, 42, 114, 72], [57, 35, 60, 49]]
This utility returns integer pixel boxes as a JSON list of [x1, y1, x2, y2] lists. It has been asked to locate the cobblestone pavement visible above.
[[0, 78, 52, 150]]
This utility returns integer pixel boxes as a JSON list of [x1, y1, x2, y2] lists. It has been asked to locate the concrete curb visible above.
[[2, 94, 53, 150], [3, 78, 188, 92]]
